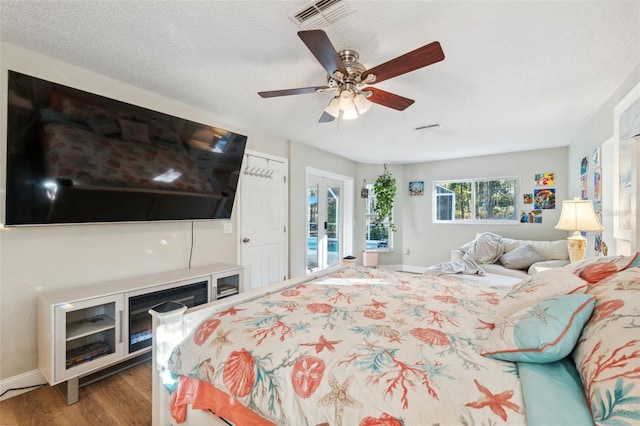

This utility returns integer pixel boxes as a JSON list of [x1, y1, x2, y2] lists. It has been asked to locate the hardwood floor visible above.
[[0, 361, 152, 426]]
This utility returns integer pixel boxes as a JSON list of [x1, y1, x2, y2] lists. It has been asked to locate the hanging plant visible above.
[[373, 165, 397, 232]]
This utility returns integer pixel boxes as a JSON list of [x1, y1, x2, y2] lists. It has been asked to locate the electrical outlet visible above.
[[404, 248, 411, 255], [223, 222, 232, 234]]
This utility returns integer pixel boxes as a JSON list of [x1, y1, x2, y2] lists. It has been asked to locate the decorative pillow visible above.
[[495, 268, 587, 323], [118, 118, 150, 143], [572, 287, 640, 424], [499, 244, 545, 270], [566, 253, 639, 277], [482, 294, 595, 363], [591, 266, 640, 292], [87, 118, 120, 136]]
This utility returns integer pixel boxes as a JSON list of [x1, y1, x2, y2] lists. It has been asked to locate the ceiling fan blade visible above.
[[318, 111, 335, 123], [298, 30, 348, 77], [361, 41, 445, 85], [367, 88, 415, 111], [258, 86, 330, 98]]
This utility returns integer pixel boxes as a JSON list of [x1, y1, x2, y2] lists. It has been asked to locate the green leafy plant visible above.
[[373, 166, 397, 232]]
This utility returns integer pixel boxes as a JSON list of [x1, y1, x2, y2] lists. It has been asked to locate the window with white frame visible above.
[[434, 177, 519, 223], [364, 182, 393, 251]]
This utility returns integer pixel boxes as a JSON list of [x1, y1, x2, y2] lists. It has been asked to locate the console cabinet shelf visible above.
[[38, 263, 242, 404]]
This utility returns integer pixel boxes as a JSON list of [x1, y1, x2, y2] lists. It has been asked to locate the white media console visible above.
[[37, 263, 243, 404]]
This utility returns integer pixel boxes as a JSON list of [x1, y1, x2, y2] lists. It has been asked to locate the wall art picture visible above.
[[523, 193, 533, 204], [580, 157, 588, 175], [592, 147, 600, 168], [534, 173, 554, 186], [533, 188, 555, 209], [520, 210, 542, 223], [580, 174, 588, 199], [409, 181, 424, 196], [594, 170, 601, 200]]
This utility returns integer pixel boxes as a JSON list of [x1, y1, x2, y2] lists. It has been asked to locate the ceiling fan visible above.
[[258, 30, 445, 123]]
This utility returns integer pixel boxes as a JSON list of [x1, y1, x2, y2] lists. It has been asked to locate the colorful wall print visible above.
[[409, 181, 424, 196], [594, 170, 602, 200], [520, 210, 542, 223], [533, 188, 555, 209], [592, 147, 600, 168], [523, 193, 533, 204], [580, 157, 588, 175], [534, 173, 554, 186], [580, 174, 588, 199]]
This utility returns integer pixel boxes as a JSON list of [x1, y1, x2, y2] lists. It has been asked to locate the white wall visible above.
[[399, 148, 569, 266], [288, 142, 358, 278], [568, 65, 640, 255], [0, 43, 287, 380]]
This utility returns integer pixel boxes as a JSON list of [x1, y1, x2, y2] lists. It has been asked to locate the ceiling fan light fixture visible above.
[[338, 89, 355, 111], [354, 93, 372, 114], [342, 106, 359, 120], [325, 96, 340, 117]]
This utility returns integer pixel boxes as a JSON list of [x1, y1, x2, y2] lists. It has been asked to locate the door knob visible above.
[[242, 237, 250, 243]]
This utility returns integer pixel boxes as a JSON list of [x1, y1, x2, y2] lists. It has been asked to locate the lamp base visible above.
[[567, 232, 587, 263]]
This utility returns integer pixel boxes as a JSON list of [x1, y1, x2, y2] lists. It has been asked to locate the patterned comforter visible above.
[[168, 268, 528, 425], [43, 122, 213, 194]]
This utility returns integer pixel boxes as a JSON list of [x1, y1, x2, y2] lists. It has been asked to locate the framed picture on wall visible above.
[[409, 181, 424, 196], [613, 82, 640, 240]]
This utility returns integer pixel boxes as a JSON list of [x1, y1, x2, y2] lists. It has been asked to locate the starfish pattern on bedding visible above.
[[318, 375, 363, 426], [301, 335, 342, 353], [465, 379, 522, 421], [217, 306, 246, 316], [522, 304, 557, 324], [209, 327, 234, 358]]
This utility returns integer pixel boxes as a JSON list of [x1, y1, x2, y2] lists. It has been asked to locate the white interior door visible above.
[[239, 152, 288, 291]]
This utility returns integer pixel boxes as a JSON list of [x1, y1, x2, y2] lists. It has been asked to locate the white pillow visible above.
[[499, 244, 545, 270]]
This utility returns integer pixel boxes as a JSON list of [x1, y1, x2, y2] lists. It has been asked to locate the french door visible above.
[[307, 175, 343, 273]]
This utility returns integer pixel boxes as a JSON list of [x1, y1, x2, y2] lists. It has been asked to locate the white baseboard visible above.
[[0, 369, 48, 401]]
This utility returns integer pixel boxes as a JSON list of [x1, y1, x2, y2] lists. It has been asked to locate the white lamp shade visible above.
[[555, 199, 603, 232], [342, 106, 359, 120], [354, 93, 372, 114], [338, 90, 355, 111], [324, 97, 340, 117]]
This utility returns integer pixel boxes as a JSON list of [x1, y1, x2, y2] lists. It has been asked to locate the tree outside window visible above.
[[434, 177, 518, 223]]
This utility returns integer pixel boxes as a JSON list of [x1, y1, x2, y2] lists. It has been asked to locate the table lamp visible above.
[[555, 198, 604, 262]]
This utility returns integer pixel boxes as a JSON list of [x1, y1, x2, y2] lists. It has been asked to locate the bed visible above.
[[150, 254, 640, 426]]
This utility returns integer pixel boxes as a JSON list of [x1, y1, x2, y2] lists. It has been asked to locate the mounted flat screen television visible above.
[[5, 70, 248, 226]]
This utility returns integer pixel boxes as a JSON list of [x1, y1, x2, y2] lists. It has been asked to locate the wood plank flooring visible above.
[[0, 361, 152, 426]]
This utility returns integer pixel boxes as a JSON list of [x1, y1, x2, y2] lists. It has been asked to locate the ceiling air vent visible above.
[[289, 0, 353, 30]]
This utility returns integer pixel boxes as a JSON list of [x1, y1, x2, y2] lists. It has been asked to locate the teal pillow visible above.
[[517, 358, 593, 426], [481, 294, 595, 363]]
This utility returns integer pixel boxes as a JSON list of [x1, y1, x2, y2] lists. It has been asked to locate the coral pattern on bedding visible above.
[[572, 264, 640, 426], [42, 122, 213, 194], [167, 268, 527, 425]]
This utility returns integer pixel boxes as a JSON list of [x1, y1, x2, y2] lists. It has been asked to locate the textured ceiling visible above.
[[1, 1, 639, 164]]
